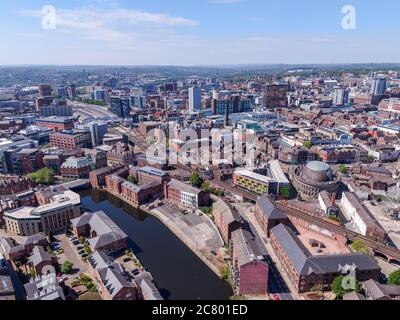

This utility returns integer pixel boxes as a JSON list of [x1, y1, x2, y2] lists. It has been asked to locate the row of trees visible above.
[[27, 168, 55, 185], [190, 173, 225, 197]]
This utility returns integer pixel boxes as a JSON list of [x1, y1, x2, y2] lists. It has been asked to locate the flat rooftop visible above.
[[234, 168, 275, 184], [295, 225, 350, 256]]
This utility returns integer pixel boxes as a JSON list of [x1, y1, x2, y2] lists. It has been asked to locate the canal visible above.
[[78, 188, 232, 300]]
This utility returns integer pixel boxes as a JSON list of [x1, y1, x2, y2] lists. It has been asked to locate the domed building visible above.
[[291, 161, 340, 200]]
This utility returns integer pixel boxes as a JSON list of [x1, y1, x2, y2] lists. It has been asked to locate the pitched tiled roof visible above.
[[257, 196, 287, 220]]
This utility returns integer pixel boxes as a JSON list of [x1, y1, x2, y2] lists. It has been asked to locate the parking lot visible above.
[[55, 234, 90, 286]]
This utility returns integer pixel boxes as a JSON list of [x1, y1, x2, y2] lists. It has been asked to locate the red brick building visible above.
[[89, 165, 126, 188], [270, 223, 380, 293], [87, 251, 139, 300], [255, 196, 288, 237], [71, 211, 128, 254], [15, 148, 44, 175], [129, 166, 170, 186], [105, 174, 125, 195], [212, 200, 241, 244], [230, 229, 269, 296], [121, 181, 160, 207], [0, 177, 37, 196], [60, 157, 92, 179], [50, 130, 91, 150], [36, 116, 75, 132]]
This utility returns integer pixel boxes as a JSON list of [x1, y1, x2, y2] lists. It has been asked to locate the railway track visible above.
[[173, 162, 400, 262]]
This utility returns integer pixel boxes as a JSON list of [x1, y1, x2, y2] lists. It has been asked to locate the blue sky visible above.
[[1, 0, 400, 65]]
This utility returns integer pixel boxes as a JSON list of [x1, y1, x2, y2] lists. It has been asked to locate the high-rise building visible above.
[[130, 95, 147, 109], [56, 87, 68, 98], [189, 86, 202, 112], [263, 83, 288, 108], [36, 84, 54, 111], [75, 121, 109, 147], [103, 78, 117, 89], [38, 84, 52, 97], [67, 84, 77, 98], [110, 96, 131, 119], [211, 95, 250, 115], [38, 100, 72, 117], [333, 88, 349, 106], [370, 77, 387, 95], [92, 89, 110, 103]]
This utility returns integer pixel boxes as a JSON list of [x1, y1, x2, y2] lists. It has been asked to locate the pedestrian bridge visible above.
[[60, 179, 90, 191]]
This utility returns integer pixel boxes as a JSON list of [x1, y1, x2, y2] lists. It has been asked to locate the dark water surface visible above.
[[78, 188, 232, 300]]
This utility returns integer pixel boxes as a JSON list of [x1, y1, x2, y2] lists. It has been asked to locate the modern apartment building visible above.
[[164, 179, 210, 209], [3, 189, 81, 236]]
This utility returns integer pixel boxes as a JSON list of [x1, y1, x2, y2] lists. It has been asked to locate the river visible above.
[[78, 188, 232, 300]]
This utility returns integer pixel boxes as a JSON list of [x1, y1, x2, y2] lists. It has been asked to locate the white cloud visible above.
[[19, 6, 198, 42]]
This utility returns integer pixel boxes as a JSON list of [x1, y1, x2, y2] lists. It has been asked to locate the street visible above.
[[234, 203, 294, 300]]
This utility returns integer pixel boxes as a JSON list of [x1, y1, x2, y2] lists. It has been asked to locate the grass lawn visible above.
[[79, 291, 102, 300]]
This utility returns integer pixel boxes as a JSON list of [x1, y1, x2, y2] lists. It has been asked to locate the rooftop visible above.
[[4, 190, 81, 220], [234, 168, 275, 184]]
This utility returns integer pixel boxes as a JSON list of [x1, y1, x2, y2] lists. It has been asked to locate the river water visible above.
[[78, 188, 232, 300]]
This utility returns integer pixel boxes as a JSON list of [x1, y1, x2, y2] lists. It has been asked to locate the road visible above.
[[5, 261, 26, 300], [234, 203, 294, 300], [56, 235, 89, 285]]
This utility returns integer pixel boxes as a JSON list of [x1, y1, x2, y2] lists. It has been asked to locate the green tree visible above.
[[61, 261, 74, 274], [303, 141, 313, 149], [27, 168, 55, 185], [280, 186, 290, 199], [220, 265, 230, 282], [351, 240, 369, 254], [127, 176, 137, 184], [200, 207, 213, 215], [84, 245, 92, 255], [338, 164, 348, 174], [28, 267, 36, 279], [78, 236, 86, 245], [201, 182, 212, 193], [213, 189, 225, 197], [190, 172, 203, 188], [388, 269, 400, 286], [331, 275, 361, 299]]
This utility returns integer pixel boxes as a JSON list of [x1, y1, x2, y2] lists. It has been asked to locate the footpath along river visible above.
[[78, 188, 232, 300]]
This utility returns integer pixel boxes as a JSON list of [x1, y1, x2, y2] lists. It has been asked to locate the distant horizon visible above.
[[1, 62, 400, 68]]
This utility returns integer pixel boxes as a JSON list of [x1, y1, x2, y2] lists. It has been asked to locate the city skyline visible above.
[[2, 0, 400, 66]]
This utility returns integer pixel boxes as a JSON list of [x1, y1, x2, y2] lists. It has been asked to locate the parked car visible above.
[[81, 253, 88, 258], [51, 244, 61, 250], [77, 246, 84, 250], [210, 250, 217, 256], [78, 250, 85, 255], [131, 269, 140, 276], [72, 240, 79, 245], [123, 257, 131, 263]]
